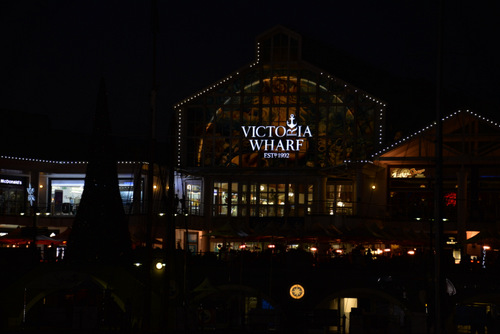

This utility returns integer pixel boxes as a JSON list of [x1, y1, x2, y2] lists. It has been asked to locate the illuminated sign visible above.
[[390, 168, 426, 178], [289, 284, 305, 299], [241, 114, 312, 158], [0, 178, 22, 185]]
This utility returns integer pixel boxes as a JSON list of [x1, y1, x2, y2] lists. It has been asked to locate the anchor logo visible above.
[[287, 114, 297, 129], [287, 114, 297, 136]]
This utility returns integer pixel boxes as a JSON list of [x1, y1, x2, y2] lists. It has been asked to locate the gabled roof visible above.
[[256, 24, 302, 46], [174, 25, 385, 109], [373, 109, 500, 165]]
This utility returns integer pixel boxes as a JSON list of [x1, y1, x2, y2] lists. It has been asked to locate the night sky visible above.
[[1, 1, 499, 145]]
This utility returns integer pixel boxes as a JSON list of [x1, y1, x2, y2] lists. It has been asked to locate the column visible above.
[[457, 168, 468, 262]]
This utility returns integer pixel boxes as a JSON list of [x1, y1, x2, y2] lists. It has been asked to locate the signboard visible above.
[[194, 75, 380, 168], [1, 178, 22, 185], [241, 114, 312, 159]]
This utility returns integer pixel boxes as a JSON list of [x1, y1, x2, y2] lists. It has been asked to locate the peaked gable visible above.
[[256, 25, 302, 63], [175, 26, 386, 169], [374, 110, 500, 164]]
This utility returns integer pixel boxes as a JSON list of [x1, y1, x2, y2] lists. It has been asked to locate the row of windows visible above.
[[50, 179, 139, 215], [212, 182, 313, 217], [184, 181, 354, 217], [388, 189, 500, 222], [190, 69, 359, 98], [388, 167, 500, 221], [182, 71, 381, 169]]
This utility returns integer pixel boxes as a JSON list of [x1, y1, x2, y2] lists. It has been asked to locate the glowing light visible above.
[[445, 192, 457, 206], [466, 231, 480, 239], [289, 284, 305, 299]]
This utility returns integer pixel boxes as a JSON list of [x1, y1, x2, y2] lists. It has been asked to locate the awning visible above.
[[0, 227, 62, 245]]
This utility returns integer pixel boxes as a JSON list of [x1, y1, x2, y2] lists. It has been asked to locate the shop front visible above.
[[0, 175, 27, 215]]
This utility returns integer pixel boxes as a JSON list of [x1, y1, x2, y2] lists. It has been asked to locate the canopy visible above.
[[0, 227, 62, 246]]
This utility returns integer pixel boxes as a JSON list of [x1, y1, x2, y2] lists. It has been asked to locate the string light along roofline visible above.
[[370, 109, 500, 158], [173, 41, 388, 109], [173, 39, 388, 167], [0, 156, 148, 165], [342, 160, 375, 164]]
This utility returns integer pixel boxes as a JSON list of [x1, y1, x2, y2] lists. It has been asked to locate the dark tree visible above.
[[67, 78, 131, 263]]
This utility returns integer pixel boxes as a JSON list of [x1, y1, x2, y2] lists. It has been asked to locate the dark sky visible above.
[[1, 0, 499, 142]]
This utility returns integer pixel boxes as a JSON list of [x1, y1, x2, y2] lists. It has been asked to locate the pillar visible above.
[[457, 168, 468, 262]]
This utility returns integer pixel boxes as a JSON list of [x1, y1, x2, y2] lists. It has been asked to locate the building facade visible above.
[[0, 157, 158, 247], [3, 26, 500, 333], [2, 26, 500, 264], [172, 26, 500, 262], [374, 109, 500, 263], [173, 26, 388, 254]]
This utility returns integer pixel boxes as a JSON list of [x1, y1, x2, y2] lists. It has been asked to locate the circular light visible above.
[[155, 262, 164, 270], [290, 284, 305, 299]]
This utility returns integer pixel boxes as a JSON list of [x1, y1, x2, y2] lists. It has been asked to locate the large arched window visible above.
[[184, 71, 378, 169]]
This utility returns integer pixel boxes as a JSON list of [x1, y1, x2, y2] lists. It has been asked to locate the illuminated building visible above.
[[3, 25, 500, 333], [374, 109, 500, 263], [173, 25, 386, 253], [0, 92, 158, 252], [172, 26, 500, 260], [2, 26, 500, 263]]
